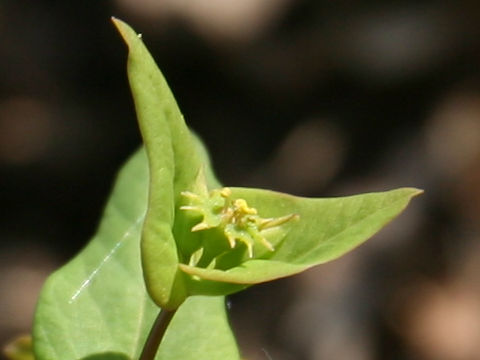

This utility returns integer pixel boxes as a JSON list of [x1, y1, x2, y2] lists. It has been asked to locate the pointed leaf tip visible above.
[[111, 17, 139, 50], [411, 187, 424, 196]]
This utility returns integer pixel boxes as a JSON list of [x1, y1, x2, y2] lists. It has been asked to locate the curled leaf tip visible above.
[[111, 17, 141, 51]]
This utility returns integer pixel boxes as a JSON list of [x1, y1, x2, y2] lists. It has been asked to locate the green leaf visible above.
[[33, 149, 240, 360], [180, 187, 422, 286], [113, 18, 209, 309]]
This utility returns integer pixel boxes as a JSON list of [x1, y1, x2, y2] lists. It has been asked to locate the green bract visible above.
[[112, 19, 422, 310]]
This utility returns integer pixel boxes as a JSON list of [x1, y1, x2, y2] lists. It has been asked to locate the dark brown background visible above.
[[2, 1, 480, 359]]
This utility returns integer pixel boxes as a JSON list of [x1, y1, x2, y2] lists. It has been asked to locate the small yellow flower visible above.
[[181, 186, 298, 258]]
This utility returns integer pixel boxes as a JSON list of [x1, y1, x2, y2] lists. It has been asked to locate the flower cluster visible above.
[[181, 187, 298, 258]]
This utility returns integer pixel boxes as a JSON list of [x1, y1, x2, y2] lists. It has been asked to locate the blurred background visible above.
[[1, 1, 480, 359]]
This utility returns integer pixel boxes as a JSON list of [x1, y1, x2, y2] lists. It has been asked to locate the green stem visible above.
[[139, 309, 176, 360]]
